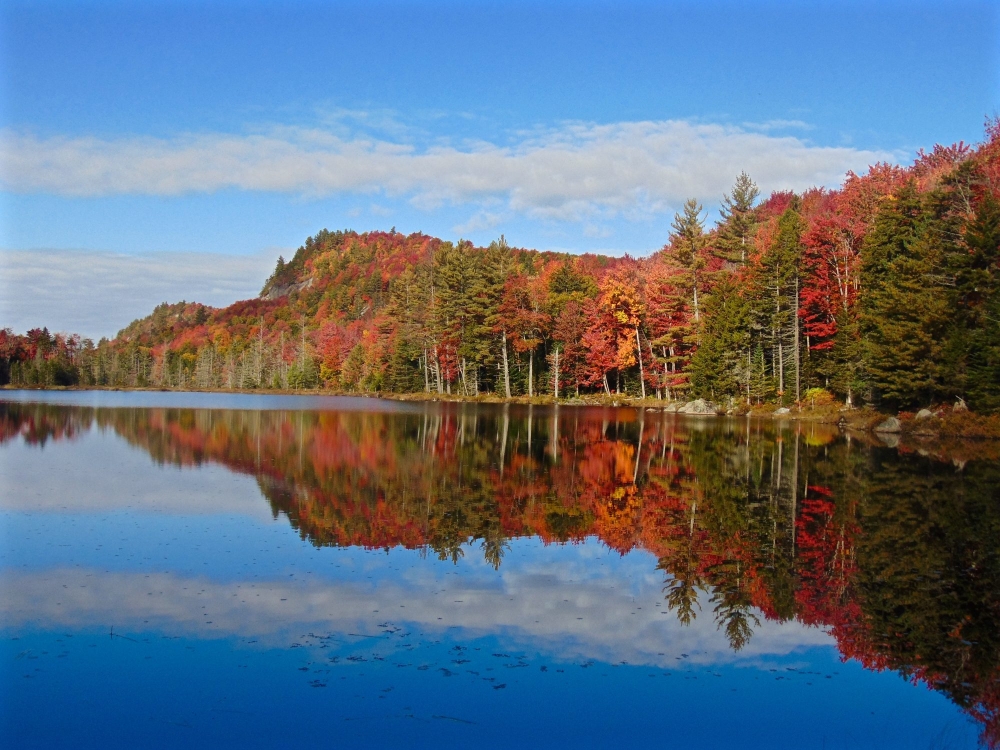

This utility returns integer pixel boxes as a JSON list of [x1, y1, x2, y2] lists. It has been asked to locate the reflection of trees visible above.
[[481, 530, 510, 571], [4, 400, 999, 747], [846, 450, 1000, 748], [0, 402, 90, 446]]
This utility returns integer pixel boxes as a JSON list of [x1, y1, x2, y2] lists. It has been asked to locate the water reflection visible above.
[[1, 399, 998, 746]]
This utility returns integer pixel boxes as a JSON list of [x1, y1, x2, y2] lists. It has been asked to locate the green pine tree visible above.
[[715, 172, 760, 265], [860, 182, 960, 409], [669, 199, 709, 325], [957, 194, 1000, 412], [691, 273, 750, 400], [748, 206, 804, 404]]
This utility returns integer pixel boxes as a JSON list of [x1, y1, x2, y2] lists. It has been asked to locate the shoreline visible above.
[[4, 384, 999, 442]]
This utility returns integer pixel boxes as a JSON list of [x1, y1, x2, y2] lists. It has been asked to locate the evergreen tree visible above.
[[956, 194, 1000, 412], [715, 172, 760, 265], [690, 273, 749, 400], [432, 241, 486, 394], [860, 182, 952, 408], [748, 206, 804, 403], [668, 199, 709, 324], [484, 236, 516, 396], [387, 266, 432, 392], [829, 310, 865, 407]]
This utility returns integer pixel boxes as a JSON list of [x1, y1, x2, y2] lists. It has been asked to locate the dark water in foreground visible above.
[[1, 391, 997, 749]]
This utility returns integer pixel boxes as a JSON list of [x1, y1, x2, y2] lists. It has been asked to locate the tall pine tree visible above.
[[860, 183, 952, 408], [715, 172, 760, 265]]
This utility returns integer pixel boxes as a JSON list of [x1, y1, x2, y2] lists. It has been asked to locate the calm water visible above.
[[1, 391, 997, 749]]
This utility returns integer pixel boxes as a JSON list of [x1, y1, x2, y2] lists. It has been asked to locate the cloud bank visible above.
[[1, 121, 894, 221], [0, 248, 274, 339]]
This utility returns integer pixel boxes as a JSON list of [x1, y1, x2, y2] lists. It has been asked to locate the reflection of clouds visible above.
[[0, 566, 831, 668]]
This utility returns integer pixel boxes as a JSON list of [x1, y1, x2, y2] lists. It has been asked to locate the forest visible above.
[[2, 121, 999, 413]]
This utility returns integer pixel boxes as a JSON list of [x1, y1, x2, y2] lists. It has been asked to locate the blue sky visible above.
[[1, 0, 998, 337]]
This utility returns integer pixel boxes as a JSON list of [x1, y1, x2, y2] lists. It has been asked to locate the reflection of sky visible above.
[[0, 400, 982, 749], [0, 389, 426, 413]]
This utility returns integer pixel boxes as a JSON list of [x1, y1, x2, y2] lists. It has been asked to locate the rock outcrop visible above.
[[262, 277, 313, 301]]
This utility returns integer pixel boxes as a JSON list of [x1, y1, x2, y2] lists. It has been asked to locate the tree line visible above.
[[3, 122, 998, 413]]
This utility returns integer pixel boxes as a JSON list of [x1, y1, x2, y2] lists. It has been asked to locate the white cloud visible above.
[[0, 247, 276, 339], [453, 209, 504, 236], [0, 121, 896, 222]]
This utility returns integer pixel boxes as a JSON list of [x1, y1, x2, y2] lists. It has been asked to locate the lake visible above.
[[1, 391, 997, 749]]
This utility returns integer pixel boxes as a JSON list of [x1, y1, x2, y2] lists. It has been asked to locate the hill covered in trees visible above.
[[3, 121, 999, 413]]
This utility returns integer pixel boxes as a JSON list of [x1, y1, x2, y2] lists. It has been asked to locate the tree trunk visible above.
[[692, 279, 700, 323], [528, 350, 534, 398], [501, 331, 511, 398], [552, 348, 560, 399], [433, 346, 443, 394], [746, 348, 751, 405], [663, 346, 671, 402], [635, 326, 646, 400], [778, 340, 784, 397]]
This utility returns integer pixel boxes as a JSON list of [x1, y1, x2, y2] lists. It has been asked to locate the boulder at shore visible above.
[[874, 416, 902, 433], [678, 399, 719, 415]]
